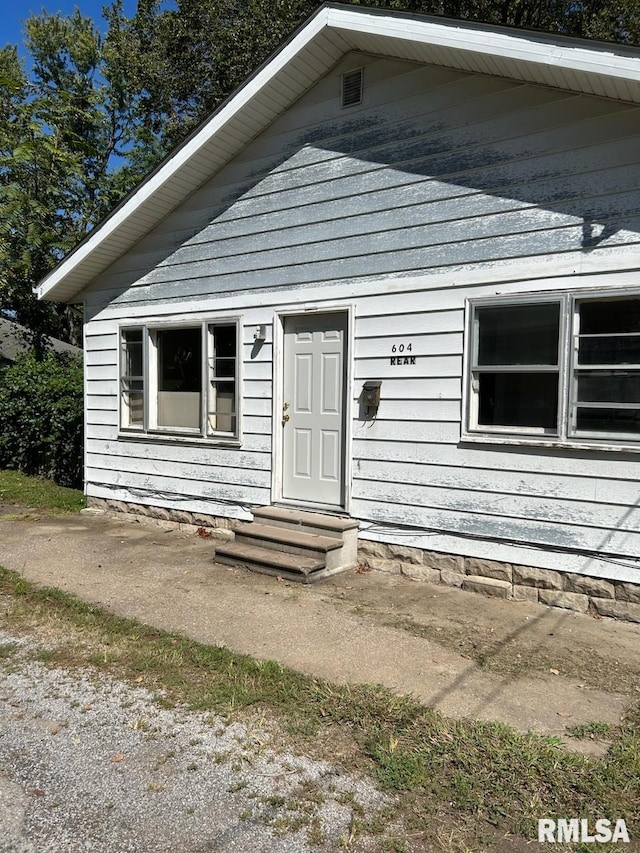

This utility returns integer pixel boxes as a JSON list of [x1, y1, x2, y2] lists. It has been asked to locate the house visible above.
[[0, 316, 81, 366], [37, 3, 640, 619]]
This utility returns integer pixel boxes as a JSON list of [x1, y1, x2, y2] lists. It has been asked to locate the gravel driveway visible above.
[[0, 631, 385, 852]]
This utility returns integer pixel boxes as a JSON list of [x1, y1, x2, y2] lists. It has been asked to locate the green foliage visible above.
[[567, 720, 613, 740], [102, 0, 242, 157], [0, 353, 84, 488], [0, 11, 136, 351]]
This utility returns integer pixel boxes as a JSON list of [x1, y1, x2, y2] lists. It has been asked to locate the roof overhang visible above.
[[37, 2, 640, 303]]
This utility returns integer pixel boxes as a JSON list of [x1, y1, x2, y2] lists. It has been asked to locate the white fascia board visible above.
[[327, 6, 640, 84], [36, 6, 331, 302]]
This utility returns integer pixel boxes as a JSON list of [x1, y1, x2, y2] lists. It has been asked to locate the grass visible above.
[[566, 721, 613, 741], [0, 640, 19, 658], [0, 469, 85, 515], [0, 565, 638, 851]]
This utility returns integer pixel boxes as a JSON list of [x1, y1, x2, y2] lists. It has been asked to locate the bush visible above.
[[0, 352, 84, 488]]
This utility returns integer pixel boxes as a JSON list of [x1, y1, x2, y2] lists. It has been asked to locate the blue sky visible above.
[[3, 1, 135, 52]]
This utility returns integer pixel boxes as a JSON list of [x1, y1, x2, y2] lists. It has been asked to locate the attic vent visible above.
[[341, 68, 363, 107]]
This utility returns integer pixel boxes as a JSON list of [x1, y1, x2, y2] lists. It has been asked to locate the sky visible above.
[[2, 1, 135, 52]]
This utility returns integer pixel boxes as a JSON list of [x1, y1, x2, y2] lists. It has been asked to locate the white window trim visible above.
[[462, 288, 640, 452], [118, 317, 242, 445]]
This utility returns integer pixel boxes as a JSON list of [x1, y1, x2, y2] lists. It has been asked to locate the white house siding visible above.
[[83, 53, 640, 583]]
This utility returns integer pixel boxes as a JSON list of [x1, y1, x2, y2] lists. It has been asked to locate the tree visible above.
[[564, 0, 640, 43], [0, 11, 136, 351], [102, 0, 248, 158]]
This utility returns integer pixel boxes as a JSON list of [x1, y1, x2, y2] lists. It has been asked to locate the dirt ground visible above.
[[324, 568, 639, 697], [1, 505, 638, 754]]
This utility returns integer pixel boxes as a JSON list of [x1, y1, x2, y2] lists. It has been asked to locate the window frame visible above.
[[119, 326, 147, 432], [118, 317, 242, 444], [206, 321, 240, 440], [463, 289, 640, 450], [467, 295, 565, 438], [568, 296, 640, 442]]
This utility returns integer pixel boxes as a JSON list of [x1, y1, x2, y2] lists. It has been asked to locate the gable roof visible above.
[[37, 2, 640, 304], [0, 317, 81, 363]]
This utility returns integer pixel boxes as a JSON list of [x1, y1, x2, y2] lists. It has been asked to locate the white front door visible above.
[[282, 312, 348, 508]]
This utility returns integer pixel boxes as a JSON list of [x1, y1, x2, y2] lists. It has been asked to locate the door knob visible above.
[[282, 413, 290, 424]]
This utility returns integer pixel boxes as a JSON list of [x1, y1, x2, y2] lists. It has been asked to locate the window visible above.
[[207, 324, 237, 436], [121, 329, 144, 428], [473, 302, 561, 433], [119, 320, 240, 440], [156, 327, 202, 430], [466, 292, 640, 445], [572, 298, 640, 437]]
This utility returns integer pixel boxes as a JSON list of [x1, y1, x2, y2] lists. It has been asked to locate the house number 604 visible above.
[[390, 341, 416, 366]]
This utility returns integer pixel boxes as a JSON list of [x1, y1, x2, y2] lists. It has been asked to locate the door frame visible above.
[[271, 303, 354, 514]]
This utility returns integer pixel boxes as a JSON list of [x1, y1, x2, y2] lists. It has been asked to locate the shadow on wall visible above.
[[84, 62, 640, 321]]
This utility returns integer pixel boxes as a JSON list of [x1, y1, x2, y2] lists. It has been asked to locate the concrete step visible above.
[[234, 522, 343, 557], [252, 505, 358, 539], [224, 561, 358, 584], [214, 542, 325, 579], [217, 506, 360, 582]]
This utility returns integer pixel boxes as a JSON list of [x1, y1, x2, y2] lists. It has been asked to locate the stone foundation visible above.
[[85, 497, 238, 541], [358, 540, 640, 624], [87, 497, 640, 624]]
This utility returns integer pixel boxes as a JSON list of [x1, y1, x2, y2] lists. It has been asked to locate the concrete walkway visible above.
[[1, 508, 638, 752]]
